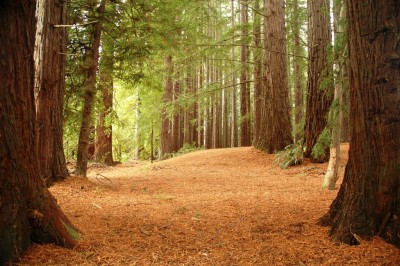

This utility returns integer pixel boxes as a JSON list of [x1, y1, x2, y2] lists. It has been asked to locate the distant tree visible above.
[[322, 0, 346, 190], [252, 0, 263, 145], [94, 17, 115, 166], [230, 0, 238, 148], [160, 55, 177, 158], [0, 0, 79, 263], [254, 0, 293, 152], [34, 0, 69, 186], [239, 0, 252, 147], [76, 0, 107, 177], [321, 0, 400, 247], [303, 0, 333, 162]]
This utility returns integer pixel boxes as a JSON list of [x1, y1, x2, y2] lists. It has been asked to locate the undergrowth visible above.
[[274, 141, 304, 169], [163, 143, 204, 159]]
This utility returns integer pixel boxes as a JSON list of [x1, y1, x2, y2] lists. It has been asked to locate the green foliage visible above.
[[311, 128, 331, 162], [163, 143, 204, 160], [274, 141, 304, 169], [63, 221, 81, 241]]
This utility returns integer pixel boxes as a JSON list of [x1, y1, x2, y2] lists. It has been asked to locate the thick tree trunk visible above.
[[76, 0, 107, 177], [321, 0, 400, 247], [34, 0, 69, 186], [254, 0, 293, 153], [303, 0, 333, 162], [0, 1, 79, 263]]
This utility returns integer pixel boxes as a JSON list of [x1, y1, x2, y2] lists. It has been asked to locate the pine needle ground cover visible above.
[[18, 144, 399, 265]]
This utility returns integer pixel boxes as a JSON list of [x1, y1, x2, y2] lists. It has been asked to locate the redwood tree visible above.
[[34, 0, 69, 186], [0, 0, 79, 263], [239, 0, 252, 147], [321, 0, 400, 247], [303, 0, 333, 162], [254, 0, 293, 152]]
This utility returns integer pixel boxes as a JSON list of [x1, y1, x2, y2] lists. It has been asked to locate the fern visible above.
[[274, 141, 304, 169]]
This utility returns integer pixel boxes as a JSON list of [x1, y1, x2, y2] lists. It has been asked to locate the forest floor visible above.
[[18, 144, 399, 265]]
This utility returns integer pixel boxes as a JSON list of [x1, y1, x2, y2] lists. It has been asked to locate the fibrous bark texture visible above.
[[34, 0, 69, 186], [321, 0, 400, 247], [0, 1, 79, 263], [304, 0, 333, 162], [254, 0, 293, 153]]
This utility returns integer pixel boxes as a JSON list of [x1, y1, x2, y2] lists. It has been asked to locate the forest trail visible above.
[[19, 144, 399, 265]]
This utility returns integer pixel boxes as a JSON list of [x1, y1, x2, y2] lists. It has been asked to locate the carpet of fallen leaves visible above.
[[18, 144, 399, 265]]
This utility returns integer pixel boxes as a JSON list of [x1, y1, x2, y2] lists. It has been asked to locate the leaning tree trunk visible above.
[[322, 2, 346, 190], [320, 0, 400, 247], [254, 0, 293, 153], [34, 0, 69, 186], [303, 0, 333, 162], [76, 0, 107, 177], [0, 1, 80, 264]]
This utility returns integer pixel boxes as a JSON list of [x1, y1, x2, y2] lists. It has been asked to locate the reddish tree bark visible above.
[[254, 0, 293, 152], [34, 0, 69, 186], [321, 0, 400, 247], [303, 0, 333, 162], [0, 1, 79, 263]]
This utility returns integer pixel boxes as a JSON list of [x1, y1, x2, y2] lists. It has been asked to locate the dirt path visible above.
[[19, 145, 399, 265]]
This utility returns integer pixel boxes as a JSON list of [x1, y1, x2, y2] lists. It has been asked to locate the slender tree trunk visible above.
[[0, 1, 79, 263], [320, 0, 400, 247], [160, 55, 175, 158], [292, 0, 305, 143], [239, 0, 251, 146], [255, 0, 293, 152], [134, 88, 140, 159], [76, 0, 107, 177], [34, 0, 69, 186], [322, 2, 346, 190], [252, 0, 263, 145], [303, 0, 333, 162], [94, 34, 114, 165], [230, 0, 238, 147]]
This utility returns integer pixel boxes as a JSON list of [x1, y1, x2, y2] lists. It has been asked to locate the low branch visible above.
[[52, 21, 98, 28]]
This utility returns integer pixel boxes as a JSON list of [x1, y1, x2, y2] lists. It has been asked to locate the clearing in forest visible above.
[[19, 144, 399, 265]]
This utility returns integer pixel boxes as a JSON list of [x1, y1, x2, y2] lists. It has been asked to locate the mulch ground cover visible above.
[[18, 144, 399, 265]]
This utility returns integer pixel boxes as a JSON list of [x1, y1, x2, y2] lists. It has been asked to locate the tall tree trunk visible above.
[[231, 0, 238, 147], [94, 12, 115, 166], [322, 1, 346, 190], [160, 55, 175, 158], [0, 1, 79, 263], [134, 88, 140, 159], [254, 0, 293, 152], [320, 0, 400, 247], [303, 0, 333, 162], [34, 0, 69, 186], [239, 0, 251, 146], [292, 0, 305, 143], [252, 0, 263, 145], [76, 0, 107, 177]]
